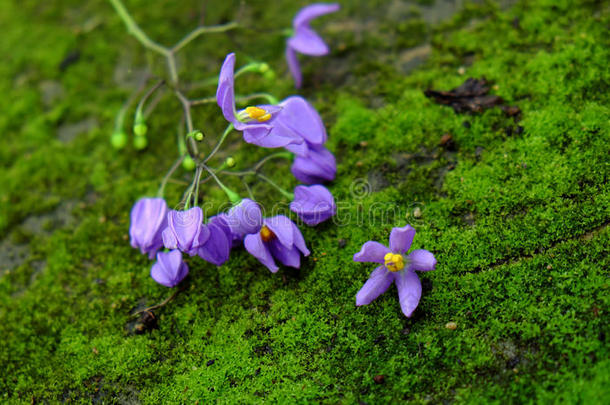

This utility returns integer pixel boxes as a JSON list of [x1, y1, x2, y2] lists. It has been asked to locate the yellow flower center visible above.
[[245, 106, 271, 122], [384, 252, 405, 272], [260, 225, 275, 242]]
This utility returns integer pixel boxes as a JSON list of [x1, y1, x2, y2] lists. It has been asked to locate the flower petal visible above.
[[268, 240, 302, 269], [244, 233, 279, 273], [353, 241, 390, 264], [151, 250, 188, 288], [293, 3, 340, 30], [394, 270, 422, 318], [286, 46, 302, 88], [389, 225, 416, 253], [355, 266, 393, 306], [289, 27, 329, 56], [264, 215, 294, 248], [291, 222, 310, 256], [198, 222, 231, 266], [277, 96, 327, 147], [408, 249, 437, 272]]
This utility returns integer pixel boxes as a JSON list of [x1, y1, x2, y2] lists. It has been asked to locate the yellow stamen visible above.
[[260, 225, 275, 242], [384, 252, 405, 272], [245, 106, 271, 122]]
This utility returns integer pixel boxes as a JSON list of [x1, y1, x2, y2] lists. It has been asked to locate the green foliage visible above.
[[0, 0, 608, 403]]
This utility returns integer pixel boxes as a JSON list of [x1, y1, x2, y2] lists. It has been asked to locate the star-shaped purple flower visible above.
[[216, 53, 303, 148], [353, 225, 437, 318], [244, 215, 310, 272], [197, 215, 232, 266], [129, 197, 168, 259], [286, 3, 340, 88], [150, 249, 189, 288]]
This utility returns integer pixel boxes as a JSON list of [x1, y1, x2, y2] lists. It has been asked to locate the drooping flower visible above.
[[129, 197, 168, 259], [197, 215, 232, 266], [286, 3, 340, 88], [216, 53, 303, 148], [162, 207, 209, 256], [290, 184, 336, 226], [224, 198, 263, 239], [244, 215, 310, 272], [291, 145, 336, 184], [150, 249, 189, 288], [353, 225, 436, 318]]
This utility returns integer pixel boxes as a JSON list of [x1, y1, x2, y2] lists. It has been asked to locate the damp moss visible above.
[[0, 0, 609, 403]]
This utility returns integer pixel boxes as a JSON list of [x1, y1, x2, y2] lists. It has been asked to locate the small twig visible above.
[[131, 287, 183, 317]]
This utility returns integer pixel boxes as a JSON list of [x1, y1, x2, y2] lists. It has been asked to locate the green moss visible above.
[[1, 0, 609, 403]]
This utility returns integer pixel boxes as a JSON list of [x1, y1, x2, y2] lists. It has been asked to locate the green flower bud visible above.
[[133, 135, 148, 150], [133, 122, 147, 137], [111, 131, 127, 149], [194, 131, 204, 141], [225, 156, 236, 167], [263, 69, 276, 81], [182, 156, 196, 171]]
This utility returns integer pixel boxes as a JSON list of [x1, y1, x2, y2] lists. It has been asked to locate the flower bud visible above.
[[133, 122, 147, 137], [111, 131, 127, 149], [133, 135, 148, 150], [182, 156, 196, 171], [225, 156, 236, 167]]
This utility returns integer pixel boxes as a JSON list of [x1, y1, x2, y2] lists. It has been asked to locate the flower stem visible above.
[[202, 164, 241, 204], [204, 124, 234, 164], [157, 155, 185, 197], [172, 22, 239, 53], [256, 173, 294, 200]]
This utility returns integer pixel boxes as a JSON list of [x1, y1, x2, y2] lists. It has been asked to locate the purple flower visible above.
[[224, 199, 263, 239], [197, 215, 232, 266], [129, 197, 168, 259], [244, 215, 310, 272], [162, 207, 209, 256], [353, 225, 437, 318], [286, 3, 340, 88], [291, 145, 336, 184], [150, 249, 189, 287], [290, 185, 336, 226], [216, 53, 303, 148]]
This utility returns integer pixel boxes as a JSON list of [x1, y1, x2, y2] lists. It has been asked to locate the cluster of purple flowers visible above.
[[129, 4, 341, 287]]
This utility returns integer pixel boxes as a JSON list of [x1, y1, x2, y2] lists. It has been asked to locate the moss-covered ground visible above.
[[1, 0, 609, 402]]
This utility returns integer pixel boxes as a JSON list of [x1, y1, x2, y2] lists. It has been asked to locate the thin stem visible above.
[[131, 287, 183, 317], [172, 22, 239, 53], [175, 90, 198, 157], [202, 164, 241, 203], [203, 124, 234, 164], [189, 96, 216, 106], [158, 155, 185, 197], [256, 173, 294, 200], [108, 0, 169, 57], [252, 152, 292, 171], [135, 79, 165, 121], [241, 178, 255, 200], [235, 92, 279, 105], [193, 166, 203, 207]]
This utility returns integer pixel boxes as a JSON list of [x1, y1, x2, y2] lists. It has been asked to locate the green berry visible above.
[[194, 131, 204, 141], [110, 131, 127, 149], [225, 156, 236, 167], [133, 135, 148, 150], [133, 122, 147, 136], [182, 156, 196, 171]]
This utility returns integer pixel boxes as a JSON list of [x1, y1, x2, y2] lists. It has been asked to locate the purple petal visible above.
[[264, 215, 294, 248], [286, 46, 302, 88], [355, 266, 393, 306], [226, 199, 263, 236], [393, 270, 422, 318], [268, 240, 302, 268], [291, 222, 310, 256], [408, 249, 437, 272], [277, 96, 327, 147], [293, 3, 340, 29], [290, 185, 336, 226], [291, 146, 336, 184], [150, 250, 189, 288], [129, 198, 168, 257], [243, 123, 303, 149], [216, 53, 237, 124], [244, 233, 279, 273], [389, 225, 416, 253], [165, 207, 206, 255], [288, 27, 329, 56], [353, 241, 390, 264], [162, 227, 178, 250], [198, 222, 231, 266]]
